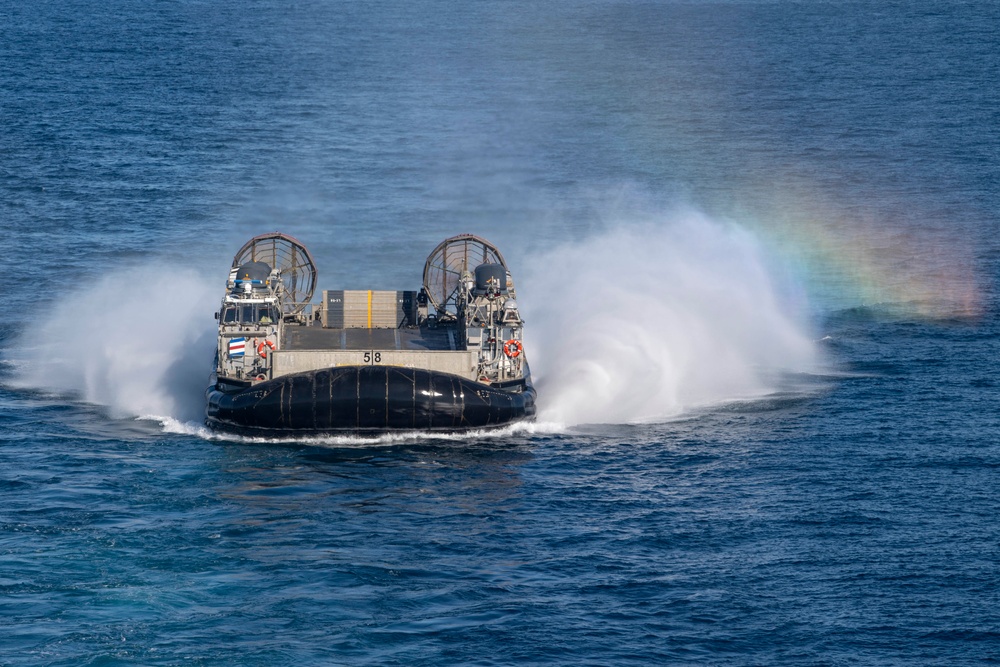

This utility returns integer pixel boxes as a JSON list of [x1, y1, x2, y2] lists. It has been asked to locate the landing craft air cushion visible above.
[[205, 233, 536, 435]]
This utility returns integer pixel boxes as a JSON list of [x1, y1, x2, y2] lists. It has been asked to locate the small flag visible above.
[[228, 337, 246, 357]]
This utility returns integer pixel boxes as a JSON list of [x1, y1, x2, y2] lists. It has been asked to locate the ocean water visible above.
[[3, 0, 1000, 664]]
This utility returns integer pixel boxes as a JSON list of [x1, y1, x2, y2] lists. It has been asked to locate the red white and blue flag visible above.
[[228, 337, 246, 357]]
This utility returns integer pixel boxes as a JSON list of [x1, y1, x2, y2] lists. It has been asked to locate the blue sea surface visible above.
[[3, 1, 1000, 664]]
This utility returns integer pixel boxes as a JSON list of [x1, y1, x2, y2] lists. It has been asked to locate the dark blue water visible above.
[[4, 1, 1000, 664]]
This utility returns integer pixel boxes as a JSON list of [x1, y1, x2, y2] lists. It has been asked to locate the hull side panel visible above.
[[206, 365, 535, 435]]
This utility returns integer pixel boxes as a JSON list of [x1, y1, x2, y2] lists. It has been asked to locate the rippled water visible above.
[[3, 1, 1000, 664]]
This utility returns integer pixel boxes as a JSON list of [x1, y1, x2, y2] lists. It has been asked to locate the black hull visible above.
[[206, 365, 536, 436]]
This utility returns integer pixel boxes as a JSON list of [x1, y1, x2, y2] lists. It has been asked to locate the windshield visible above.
[[222, 303, 278, 325]]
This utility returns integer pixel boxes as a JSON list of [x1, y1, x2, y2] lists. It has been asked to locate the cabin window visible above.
[[224, 304, 277, 324], [258, 305, 277, 324]]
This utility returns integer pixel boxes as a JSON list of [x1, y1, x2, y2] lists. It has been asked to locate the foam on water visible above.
[[521, 209, 819, 425], [153, 414, 565, 446]]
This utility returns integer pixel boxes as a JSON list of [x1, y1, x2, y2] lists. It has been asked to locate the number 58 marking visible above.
[[363, 351, 382, 364]]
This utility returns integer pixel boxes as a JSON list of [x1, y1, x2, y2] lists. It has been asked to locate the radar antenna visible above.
[[232, 232, 316, 315], [422, 234, 509, 319]]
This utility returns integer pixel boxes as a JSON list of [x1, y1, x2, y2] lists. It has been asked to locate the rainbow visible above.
[[732, 183, 984, 320]]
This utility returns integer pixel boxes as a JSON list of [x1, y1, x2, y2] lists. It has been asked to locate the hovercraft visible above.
[[205, 233, 536, 435]]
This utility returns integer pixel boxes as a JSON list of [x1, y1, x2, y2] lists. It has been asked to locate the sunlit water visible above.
[[3, 1, 999, 664]]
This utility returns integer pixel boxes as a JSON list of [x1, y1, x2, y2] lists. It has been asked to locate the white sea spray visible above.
[[8, 265, 218, 423], [521, 209, 819, 425], [8, 212, 818, 432]]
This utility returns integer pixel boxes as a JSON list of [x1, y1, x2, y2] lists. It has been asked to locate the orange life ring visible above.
[[503, 339, 522, 358], [257, 340, 276, 358]]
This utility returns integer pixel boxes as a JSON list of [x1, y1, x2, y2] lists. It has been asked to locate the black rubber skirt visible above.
[[206, 365, 536, 436]]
